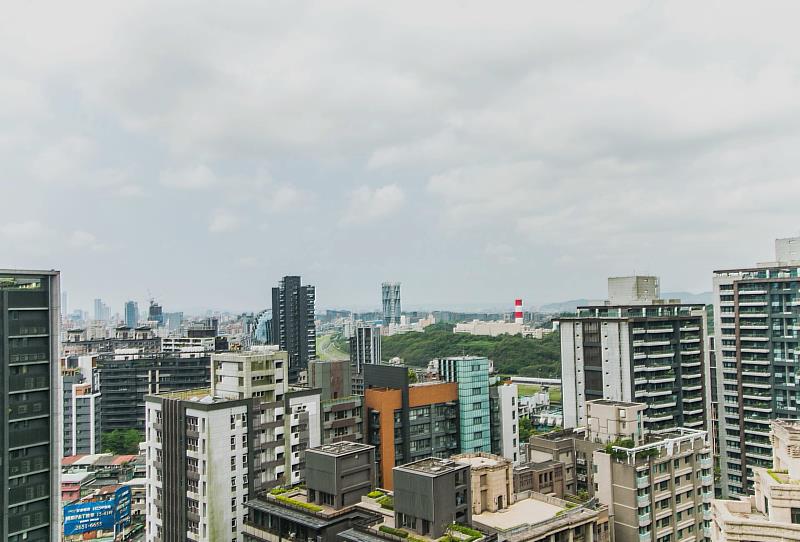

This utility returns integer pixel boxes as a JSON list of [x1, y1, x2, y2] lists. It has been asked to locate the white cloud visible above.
[[160, 164, 217, 190], [484, 243, 517, 265], [68, 230, 106, 251], [5, 2, 800, 307], [341, 184, 405, 225], [208, 209, 242, 233]]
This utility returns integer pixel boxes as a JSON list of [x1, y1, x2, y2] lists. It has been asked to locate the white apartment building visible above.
[[490, 382, 520, 463], [161, 336, 215, 353], [145, 348, 320, 542]]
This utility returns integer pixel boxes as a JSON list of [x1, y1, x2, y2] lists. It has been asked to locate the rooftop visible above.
[[312, 441, 374, 457], [590, 399, 640, 407], [395, 457, 465, 476], [454, 452, 511, 470], [154, 388, 229, 403], [474, 497, 563, 530]]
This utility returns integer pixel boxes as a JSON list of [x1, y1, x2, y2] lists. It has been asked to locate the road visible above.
[[316, 333, 349, 361]]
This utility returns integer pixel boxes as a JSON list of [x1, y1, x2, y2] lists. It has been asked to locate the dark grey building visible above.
[[0, 270, 61, 542], [393, 457, 471, 538], [148, 300, 164, 326], [96, 352, 211, 433], [305, 442, 375, 509], [271, 276, 316, 383]]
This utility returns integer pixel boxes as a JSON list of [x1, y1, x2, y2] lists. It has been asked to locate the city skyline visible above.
[[5, 3, 800, 313]]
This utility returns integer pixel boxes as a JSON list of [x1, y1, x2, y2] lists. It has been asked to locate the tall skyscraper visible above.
[[436, 356, 492, 453], [382, 282, 401, 325], [93, 297, 110, 322], [712, 237, 800, 497], [124, 300, 139, 328], [271, 275, 316, 383], [349, 323, 381, 395], [559, 276, 708, 435], [0, 269, 61, 542], [148, 300, 164, 326]]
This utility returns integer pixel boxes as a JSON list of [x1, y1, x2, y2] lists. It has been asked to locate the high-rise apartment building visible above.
[[559, 276, 708, 434], [363, 364, 460, 489], [146, 348, 321, 542], [587, 402, 714, 542], [0, 270, 61, 542], [382, 282, 401, 325], [62, 367, 102, 456], [712, 237, 800, 497], [350, 323, 381, 395], [271, 276, 316, 383], [489, 382, 520, 463], [529, 400, 713, 542], [436, 356, 492, 453], [124, 300, 139, 328]]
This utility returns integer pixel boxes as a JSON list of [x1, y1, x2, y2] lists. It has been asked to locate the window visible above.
[[231, 436, 236, 450], [231, 456, 236, 470], [791, 507, 800, 524]]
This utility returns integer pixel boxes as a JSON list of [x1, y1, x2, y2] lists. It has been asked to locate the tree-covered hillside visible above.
[[381, 323, 561, 377]]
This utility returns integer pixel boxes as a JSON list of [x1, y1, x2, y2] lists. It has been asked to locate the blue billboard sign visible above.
[[63, 485, 133, 536], [64, 500, 115, 535], [114, 486, 132, 523]]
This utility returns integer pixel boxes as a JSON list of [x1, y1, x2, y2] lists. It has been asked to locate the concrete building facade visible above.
[[711, 419, 800, 542], [305, 442, 375, 509], [393, 457, 471, 538], [453, 453, 514, 514], [490, 382, 520, 463], [62, 369, 102, 455]]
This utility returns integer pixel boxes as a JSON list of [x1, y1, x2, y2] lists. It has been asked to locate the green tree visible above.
[[381, 324, 561, 377], [102, 429, 143, 455], [518, 417, 534, 442]]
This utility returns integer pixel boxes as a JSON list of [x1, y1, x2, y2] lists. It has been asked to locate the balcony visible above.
[[638, 512, 652, 526], [701, 475, 713, 486], [637, 476, 649, 489], [637, 494, 650, 507], [700, 457, 712, 469], [639, 532, 651, 542]]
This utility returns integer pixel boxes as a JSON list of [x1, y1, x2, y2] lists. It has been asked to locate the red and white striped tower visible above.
[[514, 299, 524, 324]]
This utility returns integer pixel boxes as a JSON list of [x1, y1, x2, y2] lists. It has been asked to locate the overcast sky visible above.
[[3, 2, 800, 314]]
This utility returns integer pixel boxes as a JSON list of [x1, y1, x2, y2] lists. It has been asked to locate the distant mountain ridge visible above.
[[538, 291, 713, 313]]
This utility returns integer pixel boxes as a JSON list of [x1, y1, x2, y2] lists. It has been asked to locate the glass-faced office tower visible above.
[[0, 270, 61, 542]]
